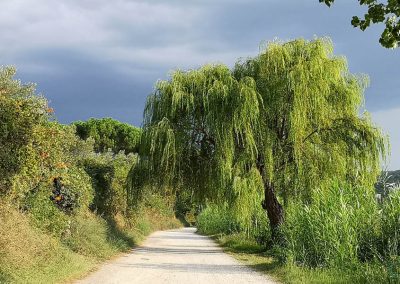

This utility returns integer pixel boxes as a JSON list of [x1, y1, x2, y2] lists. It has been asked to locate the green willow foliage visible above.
[[233, 38, 387, 202], [130, 38, 387, 232], [132, 65, 261, 219]]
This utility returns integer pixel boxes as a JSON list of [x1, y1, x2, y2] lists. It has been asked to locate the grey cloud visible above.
[[1, 0, 399, 167], [2, 0, 397, 116], [16, 49, 155, 124]]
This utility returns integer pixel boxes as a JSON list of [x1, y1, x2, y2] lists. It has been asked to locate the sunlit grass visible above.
[[0, 199, 181, 284], [213, 232, 398, 284], [214, 233, 350, 283]]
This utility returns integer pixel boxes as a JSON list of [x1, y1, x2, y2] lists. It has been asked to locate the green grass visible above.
[[197, 186, 400, 284], [213, 233, 395, 284]]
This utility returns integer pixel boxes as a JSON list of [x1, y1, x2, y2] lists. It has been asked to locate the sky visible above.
[[0, 0, 399, 169]]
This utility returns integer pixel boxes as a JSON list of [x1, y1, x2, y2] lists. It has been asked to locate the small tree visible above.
[[130, 38, 386, 238]]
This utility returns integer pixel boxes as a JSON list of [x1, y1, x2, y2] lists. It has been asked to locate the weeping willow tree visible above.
[[130, 38, 387, 237], [233, 38, 387, 235], [129, 65, 262, 214]]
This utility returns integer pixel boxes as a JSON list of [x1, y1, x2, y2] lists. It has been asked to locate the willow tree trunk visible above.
[[261, 179, 284, 242], [256, 160, 285, 240]]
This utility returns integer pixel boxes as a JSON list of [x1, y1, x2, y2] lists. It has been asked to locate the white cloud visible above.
[[372, 108, 400, 170]]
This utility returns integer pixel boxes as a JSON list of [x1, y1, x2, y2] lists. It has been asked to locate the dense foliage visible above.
[[320, 0, 400, 48], [197, 203, 269, 241], [82, 151, 137, 217], [0, 68, 180, 283], [284, 184, 399, 268], [131, 38, 386, 240], [197, 184, 400, 283], [74, 118, 141, 154], [0, 67, 50, 192]]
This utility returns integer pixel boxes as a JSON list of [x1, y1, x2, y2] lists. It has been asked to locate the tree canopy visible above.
[[130, 38, 387, 235], [73, 118, 141, 154], [320, 0, 400, 48]]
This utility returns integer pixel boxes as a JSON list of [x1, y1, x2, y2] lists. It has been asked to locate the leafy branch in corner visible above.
[[320, 0, 400, 48]]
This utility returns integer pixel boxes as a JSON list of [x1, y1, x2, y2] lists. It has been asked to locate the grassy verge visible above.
[[212, 233, 385, 284], [0, 202, 181, 284]]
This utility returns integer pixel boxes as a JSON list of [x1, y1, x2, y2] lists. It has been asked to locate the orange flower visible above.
[[40, 152, 49, 159], [56, 162, 67, 169]]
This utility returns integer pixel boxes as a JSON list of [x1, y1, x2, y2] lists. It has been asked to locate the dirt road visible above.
[[75, 227, 276, 284]]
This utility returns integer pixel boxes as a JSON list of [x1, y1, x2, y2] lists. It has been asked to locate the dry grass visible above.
[[0, 200, 182, 284], [0, 202, 93, 283]]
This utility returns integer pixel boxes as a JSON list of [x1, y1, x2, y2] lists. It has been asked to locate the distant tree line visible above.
[[73, 118, 141, 154]]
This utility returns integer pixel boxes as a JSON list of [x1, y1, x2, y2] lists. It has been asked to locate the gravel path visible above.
[[75, 227, 277, 284]]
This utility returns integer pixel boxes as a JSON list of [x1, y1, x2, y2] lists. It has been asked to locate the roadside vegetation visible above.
[[131, 38, 399, 283], [0, 67, 180, 283], [197, 185, 400, 283]]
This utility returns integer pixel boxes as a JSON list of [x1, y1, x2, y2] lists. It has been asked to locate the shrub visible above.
[[62, 211, 135, 259], [9, 122, 94, 200], [197, 201, 271, 243], [23, 183, 71, 237], [9, 122, 95, 236], [23, 168, 94, 237], [131, 192, 181, 233], [0, 67, 49, 192], [197, 204, 241, 235], [81, 151, 137, 217]]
